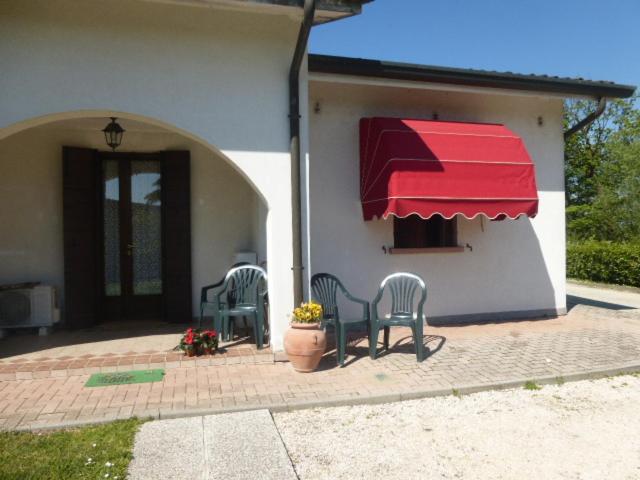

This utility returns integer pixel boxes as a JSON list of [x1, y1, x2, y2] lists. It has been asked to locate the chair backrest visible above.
[[373, 272, 426, 319], [226, 262, 249, 306], [225, 265, 267, 306], [310, 273, 341, 319]]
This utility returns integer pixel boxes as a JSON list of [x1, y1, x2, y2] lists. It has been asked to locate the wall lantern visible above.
[[102, 117, 125, 151]]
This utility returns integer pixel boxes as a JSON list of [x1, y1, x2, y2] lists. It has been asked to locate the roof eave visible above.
[[261, 0, 370, 24], [134, 0, 370, 24], [308, 54, 636, 99]]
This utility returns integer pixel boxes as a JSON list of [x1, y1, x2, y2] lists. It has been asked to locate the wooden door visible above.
[[63, 147, 101, 328], [161, 151, 192, 323], [102, 153, 164, 320], [64, 148, 191, 325]]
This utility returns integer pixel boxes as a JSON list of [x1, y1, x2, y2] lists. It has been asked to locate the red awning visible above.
[[360, 117, 539, 221]]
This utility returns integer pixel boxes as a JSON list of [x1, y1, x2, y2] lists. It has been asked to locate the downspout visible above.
[[290, 0, 316, 306], [564, 97, 607, 140]]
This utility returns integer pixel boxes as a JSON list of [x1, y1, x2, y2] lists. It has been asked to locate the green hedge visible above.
[[567, 241, 640, 287]]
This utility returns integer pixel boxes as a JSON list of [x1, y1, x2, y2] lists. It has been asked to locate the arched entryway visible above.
[[0, 113, 268, 336]]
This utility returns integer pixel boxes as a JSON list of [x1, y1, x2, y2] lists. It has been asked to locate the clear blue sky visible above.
[[310, 0, 639, 88]]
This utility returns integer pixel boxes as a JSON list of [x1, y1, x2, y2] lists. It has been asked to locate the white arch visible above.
[[0, 109, 269, 207]]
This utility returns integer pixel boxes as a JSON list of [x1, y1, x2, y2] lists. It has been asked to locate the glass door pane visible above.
[[103, 160, 121, 296], [130, 160, 162, 295]]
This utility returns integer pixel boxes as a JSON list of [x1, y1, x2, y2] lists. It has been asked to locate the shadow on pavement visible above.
[[567, 294, 637, 312]]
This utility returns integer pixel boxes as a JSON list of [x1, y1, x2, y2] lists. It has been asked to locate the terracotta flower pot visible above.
[[284, 322, 326, 373], [185, 348, 196, 357]]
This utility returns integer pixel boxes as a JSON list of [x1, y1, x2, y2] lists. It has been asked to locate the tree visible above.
[[564, 95, 639, 241]]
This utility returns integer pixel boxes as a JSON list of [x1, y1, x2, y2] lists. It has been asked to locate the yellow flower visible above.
[[291, 300, 323, 323]]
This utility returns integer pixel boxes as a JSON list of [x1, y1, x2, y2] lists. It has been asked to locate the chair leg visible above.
[[220, 313, 226, 341], [410, 324, 418, 360], [256, 308, 265, 350], [415, 321, 425, 362], [213, 311, 221, 337], [369, 321, 378, 360], [243, 316, 251, 336], [228, 317, 234, 342], [256, 316, 264, 350], [338, 324, 347, 367], [334, 323, 341, 364], [199, 304, 204, 329], [383, 326, 390, 350], [222, 315, 231, 342]]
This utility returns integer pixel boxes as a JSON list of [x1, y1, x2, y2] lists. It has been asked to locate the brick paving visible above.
[[2, 304, 640, 431], [0, 344, 273, 382]]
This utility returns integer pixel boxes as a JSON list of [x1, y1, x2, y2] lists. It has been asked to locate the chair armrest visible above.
[[201, 279, 224, 302], [341, 289, 370, 321], [215, 278, 232, 304], [370, 288, 385, 322]]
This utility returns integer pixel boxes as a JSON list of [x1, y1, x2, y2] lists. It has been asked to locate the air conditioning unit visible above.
[[234, 251, 258, 265], [0, 285, 60, 330]]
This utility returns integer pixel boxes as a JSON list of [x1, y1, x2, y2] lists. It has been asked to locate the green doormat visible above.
[[85, 369, 165, 387]]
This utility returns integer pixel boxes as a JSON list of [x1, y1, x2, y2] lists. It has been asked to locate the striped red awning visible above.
[[360, 117, 539, 221]]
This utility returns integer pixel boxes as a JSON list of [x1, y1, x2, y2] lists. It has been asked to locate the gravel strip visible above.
[[273, 374, 640, 479]]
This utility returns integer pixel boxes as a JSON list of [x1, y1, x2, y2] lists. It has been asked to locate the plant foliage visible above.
[[565, 95, 640, 242], [292, 301, 323, 324], [565, 95, 640, 285], [0, 418, 144, 480], [567, 241, 640, 287]]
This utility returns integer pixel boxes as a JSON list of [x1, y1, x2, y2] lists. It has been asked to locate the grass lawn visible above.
[[0, 418, 144, 480]]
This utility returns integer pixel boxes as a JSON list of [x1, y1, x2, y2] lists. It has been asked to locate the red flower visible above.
[[202, 330, 217, 339]]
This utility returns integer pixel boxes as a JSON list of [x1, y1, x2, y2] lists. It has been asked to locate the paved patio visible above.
[[2, 283, 640, 431], [0, 321, 273, 381]]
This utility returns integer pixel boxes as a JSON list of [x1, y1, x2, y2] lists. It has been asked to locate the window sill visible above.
[[388, 246, 465, 254]]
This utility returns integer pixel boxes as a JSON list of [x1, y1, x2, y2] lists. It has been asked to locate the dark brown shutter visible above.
[[63, 146, 101, 328], [161, 151, 192, 322]]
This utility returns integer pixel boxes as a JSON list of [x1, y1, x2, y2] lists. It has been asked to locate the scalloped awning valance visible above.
[[359, 117, 539, 221]]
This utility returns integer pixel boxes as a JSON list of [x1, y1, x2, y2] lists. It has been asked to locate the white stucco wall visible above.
[[0, 0, 302, 348], [308, 81, 566, 322], [0, 123, 265, 317]]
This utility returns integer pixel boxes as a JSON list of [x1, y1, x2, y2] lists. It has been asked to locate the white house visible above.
[[0, 0, 635, 350]]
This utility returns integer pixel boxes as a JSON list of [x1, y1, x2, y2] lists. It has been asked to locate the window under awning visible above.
[[359, 117, 539, 221]]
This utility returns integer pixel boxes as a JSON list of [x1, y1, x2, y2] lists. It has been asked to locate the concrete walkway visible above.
[[128, 410, 297, 480], [567, 280, 640, 310]]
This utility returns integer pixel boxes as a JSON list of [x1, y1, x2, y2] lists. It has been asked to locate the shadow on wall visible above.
[[311, 215, 560, 326]]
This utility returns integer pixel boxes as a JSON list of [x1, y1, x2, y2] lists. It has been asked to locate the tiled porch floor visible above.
[[2, 301, 640, 430], [0, 321, 272, 381]]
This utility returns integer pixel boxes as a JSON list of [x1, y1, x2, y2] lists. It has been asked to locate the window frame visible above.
[[391, 215, 461, 253]]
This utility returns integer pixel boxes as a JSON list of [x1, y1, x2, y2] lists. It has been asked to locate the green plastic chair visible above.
[[214, 265, 268, 349], [369, 272, 427, 362], [199, 262, 249, 329], [311, 273, 370, 367]]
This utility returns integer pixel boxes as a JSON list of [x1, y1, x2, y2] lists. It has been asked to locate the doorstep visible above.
[[0, 347, 274, 381]]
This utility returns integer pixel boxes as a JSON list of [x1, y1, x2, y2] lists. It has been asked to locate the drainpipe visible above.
[[290, 0, 316, 306], [564, 97, 607, 140]]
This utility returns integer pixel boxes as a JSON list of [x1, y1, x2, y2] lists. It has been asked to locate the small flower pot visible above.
[[284, 322, 326, 373], [203, 347, 213, 356], [185, 348, 196, 357]]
